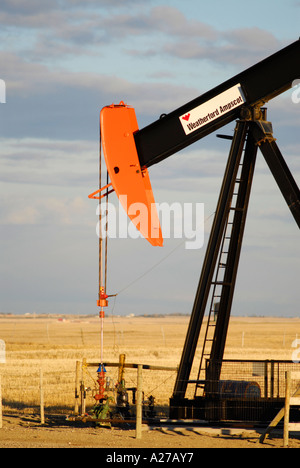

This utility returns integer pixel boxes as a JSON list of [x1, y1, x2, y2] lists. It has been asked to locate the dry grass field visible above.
[[0, 314, 300, 448]]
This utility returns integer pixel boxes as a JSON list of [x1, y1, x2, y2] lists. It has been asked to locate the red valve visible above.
[[97, 287, 108, 308], [95, 364, 106, 401]]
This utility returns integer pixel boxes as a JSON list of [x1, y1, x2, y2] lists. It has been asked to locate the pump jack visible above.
[[91, 40, 300, 421]]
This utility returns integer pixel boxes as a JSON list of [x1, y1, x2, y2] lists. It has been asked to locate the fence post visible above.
[[75, 361, 80, 414], [283, 371, 291, 447], [80, 381, 86, 416], [0, 374, 2, 429], [40, 369, 45, 424], [135, 364, 142, 439]]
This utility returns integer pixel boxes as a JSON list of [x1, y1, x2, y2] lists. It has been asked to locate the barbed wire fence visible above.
[[0, 361, 178, 425], [0, 367, 76, 423]]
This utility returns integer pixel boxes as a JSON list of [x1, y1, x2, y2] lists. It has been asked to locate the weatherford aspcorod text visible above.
[[179, 83, 245, 135], [106, 451, 194, 464], [184, 96, 244, 132]]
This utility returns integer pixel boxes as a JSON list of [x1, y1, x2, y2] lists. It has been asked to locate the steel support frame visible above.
[[173, 118, 249, 399], [251, 120, 300, 228], [172, 111, 300, 402]]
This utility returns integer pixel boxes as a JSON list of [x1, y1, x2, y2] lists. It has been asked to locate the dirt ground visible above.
[[1, 411, 299, 449]]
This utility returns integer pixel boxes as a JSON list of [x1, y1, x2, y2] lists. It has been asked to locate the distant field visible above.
[[0, 315, 299, 412]]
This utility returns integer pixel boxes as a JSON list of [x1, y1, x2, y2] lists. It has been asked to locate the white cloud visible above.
[[101, 6, 217, 40], [0, 3, 285, 71], [160, 27, 282, 67], [1, 193, 91, 226], [0, 137, 97, 227], [4, 204, 39, 224]]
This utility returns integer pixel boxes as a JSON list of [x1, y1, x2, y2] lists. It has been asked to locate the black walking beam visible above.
[[134, 40, 300, 169]]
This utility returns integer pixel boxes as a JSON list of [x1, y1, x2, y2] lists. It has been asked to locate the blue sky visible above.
[[0, 0, 299, 318]]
